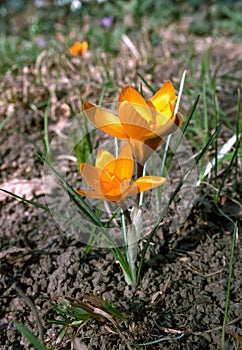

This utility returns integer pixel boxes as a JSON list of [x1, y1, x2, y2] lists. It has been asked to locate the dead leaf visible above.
[[83, 294, 105, 309]]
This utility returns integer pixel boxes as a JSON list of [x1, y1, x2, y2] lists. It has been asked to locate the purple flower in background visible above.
[[100, 16, 114, 28], [35, 35, 46, 48]]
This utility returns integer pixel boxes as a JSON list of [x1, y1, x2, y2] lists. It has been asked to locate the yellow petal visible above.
[[153, 110, 172, 128], [120, 101, 153, 125], [149, 81, 177, 115], [118, 143, 133, 160], [149, 96, 173, 118], [155, 113, 182, 137], [83, 101, 127, 139], [102, 160, 115, 175], [77, 188, 126, 202], [95, 149, 115, 169], [128, 139, 152, 165], [121, 183, 139, 198], [134, 176, 166, 192], [119, 86, 148, 105], [119, 86, 153, 123], [114, 143, 134, 180], [113, 158, 133, 182], [103, 193, 123, 202], [105, 179, 134, 200], [76, 189, 106, 200], [128, 136, 164, 165], [80, 163, 102, 192], [100, 166, 121, 193], [119, 102, 151, 139]]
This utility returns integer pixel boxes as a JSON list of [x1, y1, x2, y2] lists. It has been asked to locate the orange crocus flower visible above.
[[83, 82, 182, 164], [69, 40, 88, 56], [76, 144, 166, 203]]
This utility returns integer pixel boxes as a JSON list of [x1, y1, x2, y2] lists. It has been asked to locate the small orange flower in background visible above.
[[76, 144, 166, 203], [83, 81, 182, 164], [69, 40, 88, 56]]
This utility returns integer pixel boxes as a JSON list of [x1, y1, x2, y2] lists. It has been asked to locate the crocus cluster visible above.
[[77, 82, 182, 205]]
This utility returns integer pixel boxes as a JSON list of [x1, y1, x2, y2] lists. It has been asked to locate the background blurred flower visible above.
[[69, 40, 88, 56], [100, 15, 114, 28], [35, 35, 46, 48]]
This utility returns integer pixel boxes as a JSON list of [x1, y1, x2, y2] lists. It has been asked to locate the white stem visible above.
[[126, 223, 138, 284], [114, 137, 119, 157], [138, 163, 146, 208], [125, 206, 143, 285], [174, 70, 187, 115]]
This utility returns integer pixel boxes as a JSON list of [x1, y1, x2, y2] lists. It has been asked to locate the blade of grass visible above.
[[14, 127, 43, 154], [137, 72, 156, 94], [200, 132, 241, 190], [160, 70, 187, 175], [0, 188, 50, 211], [202, 76, 208, 144], [43, 101, 50, 156], [235, 87, 241, 183], [155, 71, 189, 210], [73, 112, 94, 166], [98, 86, 107, 106], [213, 91, 219, 191], [174, 70, 187, 115], [38, 150, 104, 227], [221, 220, 238, 349], [166, 94, 200, 170], [217, 132, 242, 198], [47, 319, 70, 325], [85, 206, 120, 254], [14, 322, 48, 350], [0, 112, 14, 131], [56, 325, 68, 346]]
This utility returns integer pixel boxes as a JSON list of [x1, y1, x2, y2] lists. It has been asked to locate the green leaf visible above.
[[0, 188, 50, 211], [14, 322, 48, 350], [0, 112, 14, 131], [56, 325, 68, 345], [104, 300, 127, 322]]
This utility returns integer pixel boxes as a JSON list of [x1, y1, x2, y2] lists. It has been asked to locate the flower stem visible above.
[[122, 207, 132, 225], [122, 205, 143, 285], [121, 162, 146, 285], [121, 208, 137, 285], [135, 162, 144, 208]]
